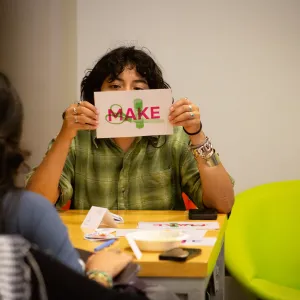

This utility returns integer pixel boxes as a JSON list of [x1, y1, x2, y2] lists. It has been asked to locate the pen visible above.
[[94, 239, 116, 252]]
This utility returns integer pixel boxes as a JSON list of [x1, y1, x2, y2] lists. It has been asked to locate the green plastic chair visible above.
[[225, 180, 300, 300]]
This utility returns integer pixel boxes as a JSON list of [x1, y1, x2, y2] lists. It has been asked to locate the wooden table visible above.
[[60, 210, 227, 300]]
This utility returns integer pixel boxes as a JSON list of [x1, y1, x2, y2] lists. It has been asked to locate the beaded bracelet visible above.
[[86, 270, 113, 288]]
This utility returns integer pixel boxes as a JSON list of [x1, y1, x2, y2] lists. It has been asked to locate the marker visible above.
[[134, 98, 144, 129], [94, 239, 116, 252]]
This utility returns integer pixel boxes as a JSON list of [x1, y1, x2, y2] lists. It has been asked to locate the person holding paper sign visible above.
[[26, 47, 234, 213]]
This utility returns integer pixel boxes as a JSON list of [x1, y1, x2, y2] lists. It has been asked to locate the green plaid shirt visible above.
[[28, 128, 208, 210]]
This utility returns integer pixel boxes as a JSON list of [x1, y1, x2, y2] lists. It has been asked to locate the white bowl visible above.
[[126, 230, 189, 252]]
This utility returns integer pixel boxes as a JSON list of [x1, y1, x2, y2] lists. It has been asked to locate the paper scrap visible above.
[[126, 234, 143, 260], [181, 237, 217, 246], [80, 206, 118, 233], [84, 228, 116, 242], [81, 206, 107, 233], [137, 222, 219, 230]]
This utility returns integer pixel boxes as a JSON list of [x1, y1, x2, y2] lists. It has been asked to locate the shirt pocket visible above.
[[140, 168, 175, 210]]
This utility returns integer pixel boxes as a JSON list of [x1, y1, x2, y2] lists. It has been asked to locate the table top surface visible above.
[[59, 210, 227, 278]]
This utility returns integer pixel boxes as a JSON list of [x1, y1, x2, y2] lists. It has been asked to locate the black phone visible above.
[[188, 208, 218, 220], [114, 262, 141, 285], [159, 248, 201, 262]]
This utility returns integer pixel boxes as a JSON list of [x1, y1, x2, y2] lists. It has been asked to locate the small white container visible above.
[[126, 230, 189, 252]]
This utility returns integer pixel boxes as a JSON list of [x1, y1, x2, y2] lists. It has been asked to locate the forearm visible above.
[[26, 131, 73, 204], [189, 132, 234, 213]]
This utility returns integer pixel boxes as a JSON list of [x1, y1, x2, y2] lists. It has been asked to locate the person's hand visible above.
[[61, 101, 99, 140], [168, 97, 201, 134], [86, 249, 133, 278]]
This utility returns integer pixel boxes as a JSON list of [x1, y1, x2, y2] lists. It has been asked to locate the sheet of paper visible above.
[[137, 222, 219, 230], [94, 89, 174, 138], [100, 210, 118, 228], [181, 237, 217, 246], [81, 206, 108, 233], [80, 206, 118, 233], [115, 229, 141, 237], [110, 212, 124, 223], [181, 230, 207, 239], [126, 234, 143, 260], [84, 228, 116, 241]]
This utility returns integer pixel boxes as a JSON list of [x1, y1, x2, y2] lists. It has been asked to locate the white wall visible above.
[[77, 0, 300, 194], [1, 0, 299, 193], [0, 0, 77, 174]]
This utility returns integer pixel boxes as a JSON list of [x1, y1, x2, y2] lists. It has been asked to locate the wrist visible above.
[[86, 270, 113, 288], [189, 136, 221, 167], [58, 127, 76, 143], [189, 131, 206, 145]]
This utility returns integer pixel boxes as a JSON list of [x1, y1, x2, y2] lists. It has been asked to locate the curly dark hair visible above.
[[80, 46, 171, 104], [0, 72, 28, 196]]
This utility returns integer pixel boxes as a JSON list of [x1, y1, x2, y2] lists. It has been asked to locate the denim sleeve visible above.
[[13, 191, 83, 274]]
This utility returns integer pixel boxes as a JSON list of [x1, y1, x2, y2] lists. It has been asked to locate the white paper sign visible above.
[[80, 206, 118, 233], [94, 89, 174, 138]]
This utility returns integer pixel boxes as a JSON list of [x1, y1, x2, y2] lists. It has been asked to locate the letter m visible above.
[[107, 109, 123, 121]]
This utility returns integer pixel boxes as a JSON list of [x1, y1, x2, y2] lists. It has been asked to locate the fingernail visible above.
[[170, 106, 174, 111]]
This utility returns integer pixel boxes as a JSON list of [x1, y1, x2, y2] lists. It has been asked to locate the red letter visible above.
[[108, 108, 122, 121], [138, 107, 149, 119], [125, 108, 137, 120], [150, 106, 160, 119]]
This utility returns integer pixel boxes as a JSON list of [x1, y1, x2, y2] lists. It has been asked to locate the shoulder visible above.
[[15, 191, 67, 237], [3, 189, 54, 211], [2, 189, 60, 234]]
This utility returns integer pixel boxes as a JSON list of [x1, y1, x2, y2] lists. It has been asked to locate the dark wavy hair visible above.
[[0, 72, 28, 197], [80, 46, 171, 104]]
